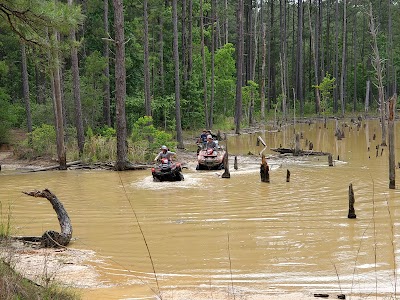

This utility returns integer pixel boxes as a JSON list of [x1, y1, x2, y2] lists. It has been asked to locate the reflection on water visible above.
[[1, 119, 400, 299]]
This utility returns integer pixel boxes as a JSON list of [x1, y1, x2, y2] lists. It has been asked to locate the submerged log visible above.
[[21, 189, 72, 247], [260, 154, 270, 183], [270, 148, 330, 156]]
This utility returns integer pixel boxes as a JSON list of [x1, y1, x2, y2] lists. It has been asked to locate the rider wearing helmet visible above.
[[154, 145, 176, 162], [205, 135, 217, 150]]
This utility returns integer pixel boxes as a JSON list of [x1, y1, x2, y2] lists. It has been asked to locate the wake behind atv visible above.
[[152, 158, 184, 182]]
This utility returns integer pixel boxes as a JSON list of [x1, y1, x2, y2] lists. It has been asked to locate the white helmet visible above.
[[161, 145, 167, 150]]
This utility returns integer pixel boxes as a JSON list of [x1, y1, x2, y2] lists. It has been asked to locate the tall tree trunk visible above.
[[353, 1, 357, 112], [209, 0, 216, 129], [144, 0, 151, 116], [224, 0, 229, 44], [307, 1, 321, 114], [333, 0, 339, 113], [296, 0, 304, 116], [368, 4, 386, 146], [260, 23, 266, 122], [21, 42, 32, 134], [340, 0, 347, 117], [113, 0, 129, 170], [172, 0, 184, 149], [187, 0, 193, 79], [182, 0, 188, 83], [235, 0, 244, 134], [158, 14, 165, 95], [34, 51, 46, 104], [387, 0, 395, 96], [388, 95, 396, 189], [200, 0, 209, 129], [51, 30, 67, 170], [103, 0, 111, 126], [68, 0, 85, 155]]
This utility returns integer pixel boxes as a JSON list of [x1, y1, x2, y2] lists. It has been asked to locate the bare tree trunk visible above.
[[352, 1, 358, 112], [187, 0, 193, 79], [365, 79, 370, 114], [143, 0, 151, 116], [340, 0, 347, 117], [333, 0, 339, 113], [113, 0, 129, 170], [307, 1, 321, 114], [388, 94, 396, 189], [172, 0, 184, 148], [235, 0, 244, 134], [182, 0, 188, 83], [49, 29, 67, 170], [68, 0, 85, 155], [224, 0, 229, 44], [21, 42, 32, 134], [296, 0, 304, 116], [260, 23, 266, 122], [368, 3, 386, 146], [158, 14, 165, 95], [209, 0, 216, 129], [103, 0, 111, 126], [200, 0, 209, 129]]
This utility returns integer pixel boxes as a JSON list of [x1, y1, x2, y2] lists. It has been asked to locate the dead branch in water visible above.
[[17, 189, 72, 248]]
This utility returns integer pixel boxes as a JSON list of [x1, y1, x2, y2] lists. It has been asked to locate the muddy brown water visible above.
[[1, 119, 399, 299]]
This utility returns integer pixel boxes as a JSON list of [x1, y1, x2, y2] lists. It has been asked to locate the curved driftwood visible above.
[[21, 189, 72, 248]]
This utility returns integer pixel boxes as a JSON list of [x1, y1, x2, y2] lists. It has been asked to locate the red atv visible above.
[[152, 158, 184, 182], [196, 147, 225, 170]]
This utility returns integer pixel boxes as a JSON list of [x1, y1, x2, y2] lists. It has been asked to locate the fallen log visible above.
[[27, 161, 151, 172], [18, 189, 72, 248], [270, 148, 330, 156]]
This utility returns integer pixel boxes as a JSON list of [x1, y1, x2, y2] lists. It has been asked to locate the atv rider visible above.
[[205, 135, 217, 152], [154, 145, 176, 163]]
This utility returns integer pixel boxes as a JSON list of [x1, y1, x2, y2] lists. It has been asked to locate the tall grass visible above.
[[0, 260, 80, 300], [0, 202, 12, 239]]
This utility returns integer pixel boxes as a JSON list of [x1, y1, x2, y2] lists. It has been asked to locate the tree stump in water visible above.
[[286, 169, 290, 182], [260, 155, 270, 183], [347, 184, 356, 219], [221, 149, 230, 178], [234, 156, 238, 170], [22, 189, 72, 247], [294, 133, 300, 156], [328, 154, 333, 166]]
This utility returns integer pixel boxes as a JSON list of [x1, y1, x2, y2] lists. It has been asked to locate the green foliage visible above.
[[96, 126, 116, 139], [313, 73, 336, 115], [0, 259, 81, 300], [130, 116, 176, 162], [31, 102, 54, 127], [151, 95, 176, 130], [82, 135, 116, 163], [0, 0, 84, 45], [17, 124, 56, 159], [0, 202, 12, 239]]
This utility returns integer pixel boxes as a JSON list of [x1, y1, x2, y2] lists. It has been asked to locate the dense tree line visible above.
[[0, 0, 399, 166]]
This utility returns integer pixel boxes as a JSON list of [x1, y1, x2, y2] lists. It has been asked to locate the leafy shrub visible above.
[[82, 127, 116, 162], [16, 124, 56, 159], [131, 116, 176, 161]]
